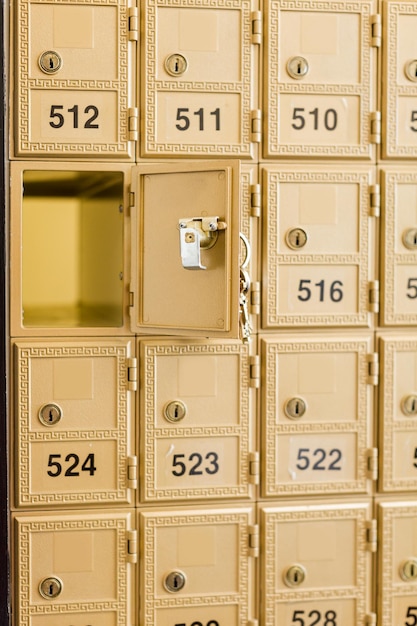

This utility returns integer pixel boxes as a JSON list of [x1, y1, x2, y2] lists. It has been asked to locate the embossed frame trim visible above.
[[141, 341, 252, 501], [263, 338, 371, 496], [14, 0, 132, 158], [263, 168, 372, 328], [142, 0, 254, 156], [15, 342, 133, 506], [265, 0, 374, 158]]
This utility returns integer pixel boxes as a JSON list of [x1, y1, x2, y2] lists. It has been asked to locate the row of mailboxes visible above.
[[11, 332, 417, 508], [9, 160, 417, 337], [11, 499, 417, 625], [10, 0, 417, 161]]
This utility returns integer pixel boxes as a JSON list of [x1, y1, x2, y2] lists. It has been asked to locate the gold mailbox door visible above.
[[13, 339, 136, 508], [382, 0, 417, 159], [261, 500, 374, 626], [139, 506, 256, 626], [139, 338, 257, 502], [379, 334, 417, 493], [377, 500, 417, 626], [381, 167, 417, 326], [141, 0, 258, 158], [264, 0, 378, 159], [13, 510, 136, 626], [261, 333, 375, 497], [12, 0, 136, 160], [262, 165, 377, 329], [130, 161, 240, 338]]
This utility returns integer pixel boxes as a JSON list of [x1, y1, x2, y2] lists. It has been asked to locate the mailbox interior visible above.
[[21, 170, 124, 328]]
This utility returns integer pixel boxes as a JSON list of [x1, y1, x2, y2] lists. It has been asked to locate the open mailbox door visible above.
[[130, 161, 240, 338]]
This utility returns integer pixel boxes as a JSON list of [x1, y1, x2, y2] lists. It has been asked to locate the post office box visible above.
[[378, 334, 417, 493], [130, 161, 241, 338], [261, 165, 378, 329], [382, 0, 417, 159], [140, 0, 259, 159], [139, 338, 257, 503], [377, 499, 417, 626], [263, 0, 378, 159], [139, 505, 257, 626], [13, 339, 136, 508], [12, 0, 136, 160], [12, 510, 136, 626], [10, 162, 130, 337], [260, 500, 374, 626], [380, 167, 417, 326], [261, 334, 376, 498]]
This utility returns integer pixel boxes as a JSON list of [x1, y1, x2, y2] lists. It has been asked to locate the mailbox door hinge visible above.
[[251, 110, 262, 143], [127, 456, 138, 490], [129, 290, 134, 308], [249, 355, 260, 388], [366, 448, 378, 481], [250, 281, 261, 316], [251, 11, 262, 44], [127, 530, 138, 563], [366, 613, 377, 626], [251, 183, 261, 218], [369, 184, 380, 217], [129, 189, 135, 212], [368, 281, 379, 314], [370, 111, 381, 144], [248, 451, 260, 484], [248, 525, 259, 558], [370, 14, 381, 47], [366, 520, 377, 552], [128, 107, 139, 141], [367, 352, 379, 385], [128, 7, 139, 41], [127, 357, 138, 391]]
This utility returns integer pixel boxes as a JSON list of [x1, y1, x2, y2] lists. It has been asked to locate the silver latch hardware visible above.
[[179, 217, 227, 270]]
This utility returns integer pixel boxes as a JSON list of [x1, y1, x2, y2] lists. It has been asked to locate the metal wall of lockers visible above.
[[4, 1, 417, 624]]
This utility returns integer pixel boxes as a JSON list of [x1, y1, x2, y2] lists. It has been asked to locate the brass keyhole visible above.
[[402, 228, 417, 250], [284, 397, 307, 419], [165, 54, 188, 76], [38, 51, 62, 74], [39, 403, 62, 426], [405, 60, 417, 82], [286, 228, 308, 250], [401, 395, 417, 416], [39, 576, 63, 599], [164, 570, 186, 592], [164, 400, 187, 423], [287, 56, 309, 79], [400, 559, 417, 581], [284, 564, 306, 587]]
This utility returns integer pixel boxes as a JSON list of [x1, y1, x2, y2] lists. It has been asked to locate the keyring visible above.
[[239, 232, 251, 269]]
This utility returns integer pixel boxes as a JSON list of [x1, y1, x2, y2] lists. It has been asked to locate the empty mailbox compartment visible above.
[[10, 163, 128, 336]]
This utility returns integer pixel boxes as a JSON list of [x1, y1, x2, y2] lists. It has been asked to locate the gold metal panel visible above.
[[141, 0, 258, 158], [379, 335, 417, 492], [264, 0, 377, 159], [13, 339, 135, 508], [130, 161, 240, 337], [261, 500, 373, 626], [139, 338, 256, 502], [377, 500, 417, 626], [382, 0, 417, 158], [13, 510, 136, 626], [12, 0, 135, 159], [262, 165, 377, 329], [261, 334, 374, 497], [139, 506, 256, 626], [381, 167, 417, 326]]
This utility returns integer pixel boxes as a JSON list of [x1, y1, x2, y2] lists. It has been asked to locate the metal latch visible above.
[[179, 216, 227, 270]]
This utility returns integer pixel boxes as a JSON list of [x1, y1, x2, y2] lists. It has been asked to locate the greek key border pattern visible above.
[[16, 0, 130, 156], [142, 341, 251, 500], [16, 343, 130, 505], [264, 338, 370, 496], [264, 170, 371, 327], [266, 0, 372, 157], [143, 0, 253, 155]]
